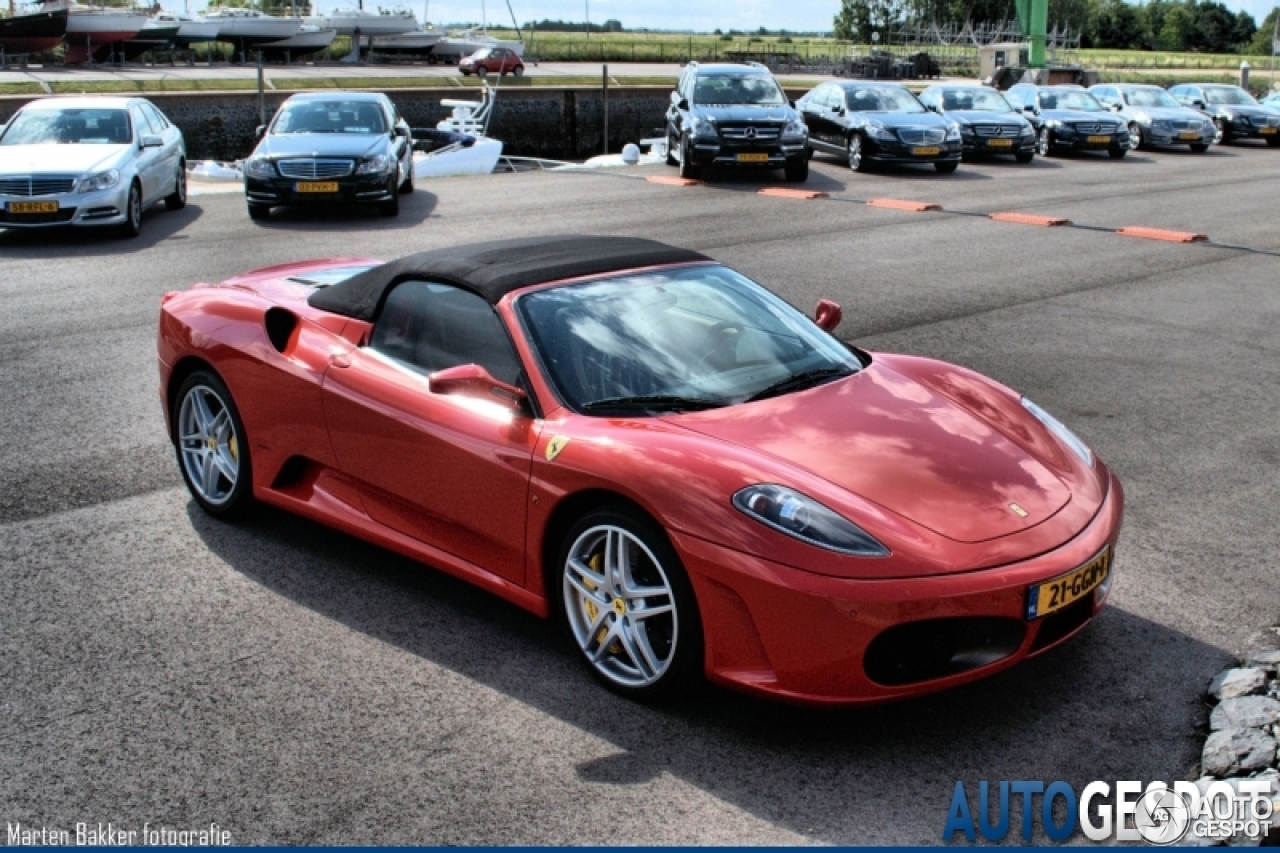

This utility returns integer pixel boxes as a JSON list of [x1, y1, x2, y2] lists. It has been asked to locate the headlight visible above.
[[782, 117, 807, 138], [1151, 119, 1171, 131], [944, 124, 961, 141], [1134, 112, 1151, 125], [1046, 118, 1064, 129], [1019, 124, 1034, 137], [865, 123, 895, 141], [1021, 397, 1094, 467], [689, 116, 716, 137], [356, 154, 392, 174], [77, 169, 119, 193], [244, 158, 274, 178], [732, 484, 889, 557]]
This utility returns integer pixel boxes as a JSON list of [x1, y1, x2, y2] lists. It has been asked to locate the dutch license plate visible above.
[[736, 153, 769, 163], [295, 181, 339, 193], [1261, 127, 1278, 135], [987, 138, 1013, 148], [1179, 131, 1200, 140], [912, 146, 940, 156], [1026, 547, 1111, 620], [8, 200, 58, 214], [1087, 135, 1111, 144]]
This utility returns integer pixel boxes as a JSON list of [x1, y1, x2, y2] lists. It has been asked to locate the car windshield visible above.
[[692, 74, 787, 106], [471, 48, 492, 58], [1038, 90, 1105, 111], [517, 264, 862, 415], [845, 85, 925, 113], [0, 108, 131, 145], [272, 100, 386, 134], [939, 88, 1012, 112], [1124, 88, 1180, 108], [1204, 86, 1258, 105]]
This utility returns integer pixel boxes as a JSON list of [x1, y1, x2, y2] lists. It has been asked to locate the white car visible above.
[[0, 96, 187, 238]]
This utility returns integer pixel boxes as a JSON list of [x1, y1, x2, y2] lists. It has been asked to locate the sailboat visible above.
[[50, 0, 151, 64], [0, 0, 68, 56]]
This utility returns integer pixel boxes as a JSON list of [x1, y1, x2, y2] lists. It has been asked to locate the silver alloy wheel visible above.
[[178, 385, 240, 506], [1127, 122, 1142, 150], [1037, 127, 1051, 155], [1212, 118, 1225, 144], [563, 524, 678, 689], [847, 134, 862, 170]]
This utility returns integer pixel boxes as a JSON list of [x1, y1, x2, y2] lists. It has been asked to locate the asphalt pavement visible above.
[[1, 141, 1278, 844]]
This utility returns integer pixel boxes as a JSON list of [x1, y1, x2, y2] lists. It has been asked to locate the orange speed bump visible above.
[[758, 187, 829, 200], [646, 176, 704, 187], [1116, 226, 1207, 243], [989, 212, 1072, 227], [867, 198, 942, 212]]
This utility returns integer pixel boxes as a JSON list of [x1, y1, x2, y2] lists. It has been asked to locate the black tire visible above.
[[783, 156, 808, 182], [1189, 143, 1209, 153], [399, 160, 414, 194], [172, 369, 254, 519], [847, 133, 870, 172], [555, 505, 703, 701], [379, 184, 400, 217], [677, 134, 701, 180], [1267, 136, 1280, 148], [513, 64, 524, 77], [1108, 147, 1127, 159], [165, 162, 187, 210], [476, 65, 488, 77], [1037, 127, 1053, 156], [665, 128, 678, 166], [934, 160, 958, 174], [247, 202, 271, 221], [118, 180, 143, 238], [1015, 150, 1034, 163]]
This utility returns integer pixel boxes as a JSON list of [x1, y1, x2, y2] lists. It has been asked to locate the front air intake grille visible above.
[[276, 159, 354, 179], [1071, 123, 1111, 134], [974, 124, 1021, 137], [898, 128, 946, 145], [864, 617, 1025, 686], [718, 124, 782, 141], [0, 176, 76, 197]]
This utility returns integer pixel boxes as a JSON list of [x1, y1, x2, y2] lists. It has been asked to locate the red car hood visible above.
[[668, 362, 1071, 544]]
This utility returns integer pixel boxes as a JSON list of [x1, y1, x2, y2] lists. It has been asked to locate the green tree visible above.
[[833, 0, 904, 41], [1157, 4, 1194, 49], [1085, 0, 1143, 48], [1232, 10, 1256, 49], [1248, 7, 1278, 55]]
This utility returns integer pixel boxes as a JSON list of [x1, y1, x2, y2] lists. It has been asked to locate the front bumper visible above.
[[245, 173, 395, 207], [675, 470, 1124, 705], [0, 183, 132, 228], [688, 136, 808, 168], [1047, 129, 1130, 152], [1145, 127, 1215, 146], [960, 136, 1036, 156], [864, 138, 963, 164], [1226, 119, 1280, 139]]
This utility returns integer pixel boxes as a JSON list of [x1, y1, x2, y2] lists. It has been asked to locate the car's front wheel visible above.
[[513, 64, 524, 77], [1267, 136, 1280, 148], [476, 65, 488, 77], [1036, 127, 1052, 156], [174, 370, 253, 518], [677, 133, 701, 180], [1213, 118, 1227, 144], [847, 133, 869, 172], [558, 506, 702, 700], [399, 160, 414, 194], [165, 162, 187, 210], [1127, 122, 1143, 150], [934, 160, 958, 174], [118, 180, 143, 238]]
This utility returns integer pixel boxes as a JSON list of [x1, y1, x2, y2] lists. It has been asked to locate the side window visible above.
[[141, 102, 169, 130], [129, 106, 155, 137], [370, 281, 523, 386]]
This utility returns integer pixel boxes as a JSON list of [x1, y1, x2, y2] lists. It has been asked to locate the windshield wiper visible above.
[[581, 395, 725, 414], [745, 367, 854, 403]]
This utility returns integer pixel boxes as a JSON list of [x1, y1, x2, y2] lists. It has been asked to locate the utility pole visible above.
[[1271, 5, 1277, 88]]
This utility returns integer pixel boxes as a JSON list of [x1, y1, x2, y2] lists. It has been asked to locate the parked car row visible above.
[[664, 61, 1280, 181]]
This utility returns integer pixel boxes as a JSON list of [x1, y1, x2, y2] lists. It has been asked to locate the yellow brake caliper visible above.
[[583, 552, 612, 648]]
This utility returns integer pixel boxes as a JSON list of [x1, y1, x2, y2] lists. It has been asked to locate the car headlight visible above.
[[689, 116, 717, 137], [1151, 119, 1171, 131], [945, 124, 961, 141], [356, 154, 392, 175], [1019, 124, 1034, 137], [782, 117, 807, 139], [1021, 397, 1094, 467], [732, 484, 889, 557], [1134, 112, 1151, 125], [865, 123, 896, 142], [77, 169, 119, 193], [1046, 118, 1064, 129], [244, 158, 274, 178]]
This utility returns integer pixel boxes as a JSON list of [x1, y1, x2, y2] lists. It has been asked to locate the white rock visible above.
[[1210, 668, 1269, 701], [1202, 728, 1277, 777], [1245, 650, 1280, 672], [1212, 696, 1280, 730]]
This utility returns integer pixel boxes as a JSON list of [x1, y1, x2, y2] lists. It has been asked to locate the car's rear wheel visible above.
[[847, 133, 869, 172], [165, 162, 187, 210], [174, 370, 253, 518], [118, 180, 143, 238], [934, 160, 958, 174], [1189, 142, 1209, 153], [1127, 122, 1143, 150], [677, 133, 701, 180], [1037, 127, 1052, 156], [558, 506, 702, 700], [247, 202, 271, 221]]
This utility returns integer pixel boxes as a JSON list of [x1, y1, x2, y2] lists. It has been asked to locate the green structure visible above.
[[1014, 0, 1048, 67]]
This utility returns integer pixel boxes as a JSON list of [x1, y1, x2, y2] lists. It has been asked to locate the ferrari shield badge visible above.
[[545, 435, 570, 462]]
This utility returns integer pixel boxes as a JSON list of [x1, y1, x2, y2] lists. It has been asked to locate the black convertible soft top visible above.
[[307, 234, 711, 321]]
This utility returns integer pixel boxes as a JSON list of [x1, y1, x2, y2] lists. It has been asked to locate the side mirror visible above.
[[1192, 100, 1206, 110], [139, 134, 163, 148], [428, 364, 527, 409], [814, 299, 843, 333], [255, 124, 266, 138], [393, 125, 408, 137], [1109, 103, 1122, 111], [671, 91, 688, 110], [831, 104, 845, 115]]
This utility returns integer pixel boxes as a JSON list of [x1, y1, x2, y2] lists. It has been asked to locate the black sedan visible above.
[[243, 92, 414, 221], [1168, 84, 1280, 146], [798, 82, 961, 174], [917, 84, 1036, 162], [1004, 85, 1130, 159]]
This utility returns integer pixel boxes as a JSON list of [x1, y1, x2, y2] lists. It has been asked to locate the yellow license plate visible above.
[[736, 153, 769, 163], [987, 138, 1013, 148], [1261, 127, 1277, 135], [912, 146, 940, 156], [1026, 547, 1111, 620], [1179, 131, 1200, 140], [8, 200, 59, 213], [295, 181, 339, 193], [1087, 135, 1111, 144]]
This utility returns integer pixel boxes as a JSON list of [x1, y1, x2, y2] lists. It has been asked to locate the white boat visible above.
[[413, 85, 503, 176], [308, 5, 416, 35], [367, 24, 440, 56], [203, 7, 300, 45], [257, 22, 334, 56], [430, 30, 521, 63], [56, 1, 150, 62], [153, 12, 219, 45]]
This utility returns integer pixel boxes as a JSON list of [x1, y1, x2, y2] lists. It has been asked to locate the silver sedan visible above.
[[1088, 84, 1215, 152], [0, 96, 187, 237]]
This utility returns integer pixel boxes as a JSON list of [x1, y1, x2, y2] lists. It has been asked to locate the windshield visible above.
[[0, 108, 131, 145], [938, 88, 1013, 112], [272, 99, 386, 134], [845, 85, 925, 113], [517, 265, 861, 415], [693, 74, 787, 106], [1205, 86, 1258, 105], [1038, 90, 1105, 111], [1124, 88, 1180, 109]]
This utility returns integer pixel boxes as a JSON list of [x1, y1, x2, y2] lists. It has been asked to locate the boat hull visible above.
[[0, 7, 67, 54]]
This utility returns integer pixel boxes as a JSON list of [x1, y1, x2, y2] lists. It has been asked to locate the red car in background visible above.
[[157, 235, 1123, 705], [458, 46, 523, 77]]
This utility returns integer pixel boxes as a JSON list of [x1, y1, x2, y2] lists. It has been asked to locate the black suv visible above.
[[665, 62, 809, 182]]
